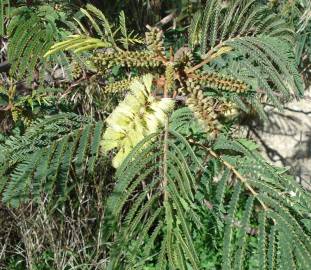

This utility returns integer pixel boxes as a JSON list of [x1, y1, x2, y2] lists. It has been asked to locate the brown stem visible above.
[[185, 43, 224, 74], [162, 54, 170, 200], [188, 139, 268, 211], [156, 12, 176, 27], [161, 48, 176, 200], [208, 149, 268, 211], [186, 39, 235, 75]]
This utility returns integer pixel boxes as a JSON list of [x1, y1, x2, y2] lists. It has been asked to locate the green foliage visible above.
[[103, 130, 202, 269], [0, 0, 10, 36], [273, 0, 311, 67], [7, 3, 71, 81], [0, 1, 311, 269], [100, 126, 311, 269], [0, 113, 104, 206], [210, 135, 311, 269], [44, 4, 143, 57], [189, 0, 304, 107], [0, 81, 60, 126]]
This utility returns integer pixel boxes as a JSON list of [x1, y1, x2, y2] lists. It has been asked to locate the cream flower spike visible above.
[[101, 74, 175, 168]]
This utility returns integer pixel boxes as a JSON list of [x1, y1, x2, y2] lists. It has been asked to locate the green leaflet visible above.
[[104, 131, 201, 269], [0, 114, 104, 206]]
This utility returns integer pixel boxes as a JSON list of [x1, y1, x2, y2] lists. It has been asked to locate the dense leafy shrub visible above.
[[0, 0, 311, 269]]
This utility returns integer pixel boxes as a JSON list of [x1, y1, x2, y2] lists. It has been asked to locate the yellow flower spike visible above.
[[101, 74, 175, 168]]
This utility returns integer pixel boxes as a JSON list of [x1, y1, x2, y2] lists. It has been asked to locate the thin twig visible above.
[[185, 43, 225, 74], [145, 12, 176, 30], [162, 49, 172, 201], [188, 139, 268, 211], [208, 149, 268, 211]]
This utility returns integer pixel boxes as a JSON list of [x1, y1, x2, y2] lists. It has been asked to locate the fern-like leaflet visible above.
[[0, 113, 104, 207]]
